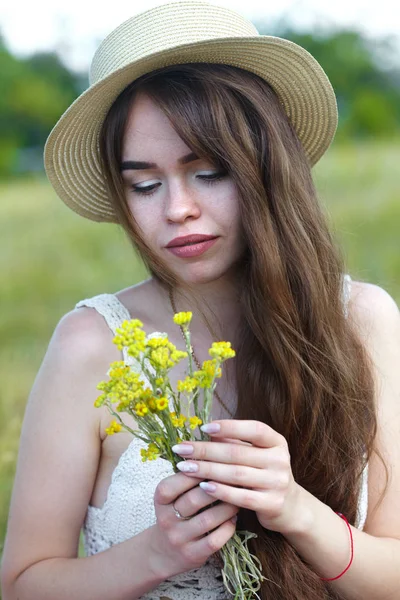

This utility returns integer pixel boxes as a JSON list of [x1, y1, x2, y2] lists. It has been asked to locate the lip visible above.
[[166, 237, 219, 258], [166, 234, 218, 248]]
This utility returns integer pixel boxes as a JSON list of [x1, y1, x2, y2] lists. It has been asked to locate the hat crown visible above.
[[90, 1, 259, 85]]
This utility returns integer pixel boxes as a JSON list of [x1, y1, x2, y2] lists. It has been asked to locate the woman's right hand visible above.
[[148, 471, 239, 580]]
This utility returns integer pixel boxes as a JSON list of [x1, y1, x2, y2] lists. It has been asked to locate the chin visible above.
[[173, 262, 237, 285]]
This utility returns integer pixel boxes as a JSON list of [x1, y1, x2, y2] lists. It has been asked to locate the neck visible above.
[[157, 274, 242, 346]]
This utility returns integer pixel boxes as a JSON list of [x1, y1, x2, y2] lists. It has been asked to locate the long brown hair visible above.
[[99, 63, 384, 599]]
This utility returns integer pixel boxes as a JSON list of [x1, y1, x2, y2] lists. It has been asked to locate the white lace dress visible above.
[[75, 273, 368, 599]]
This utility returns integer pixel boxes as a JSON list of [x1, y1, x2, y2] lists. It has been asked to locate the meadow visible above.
[[0, 139, 399, 565]]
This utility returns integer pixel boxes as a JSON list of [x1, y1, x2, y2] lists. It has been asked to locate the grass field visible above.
[[0, 139, 399, 569]]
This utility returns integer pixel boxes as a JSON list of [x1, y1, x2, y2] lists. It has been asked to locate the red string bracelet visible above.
[[320, 512, 354, 582]]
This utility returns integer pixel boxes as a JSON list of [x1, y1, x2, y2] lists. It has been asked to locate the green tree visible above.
[[0, 34, 84, 176], [255, 25, 400, 138]]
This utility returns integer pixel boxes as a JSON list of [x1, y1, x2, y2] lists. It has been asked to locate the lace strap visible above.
[[75, 293, 132, 363], [342, 274, 352, 319]]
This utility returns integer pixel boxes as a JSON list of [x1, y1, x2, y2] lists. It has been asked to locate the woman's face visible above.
[[120, 93, 247, 286]]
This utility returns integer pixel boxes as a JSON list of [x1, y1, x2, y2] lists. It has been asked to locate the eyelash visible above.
[[130, 172, 226, 197]]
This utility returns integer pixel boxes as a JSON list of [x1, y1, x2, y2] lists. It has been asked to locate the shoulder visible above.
[[347, 280, 400, 432], [48, 302, 123, 390], [52, 302, 122, 365], [43, 305, 123, 440], [348, 279, 400, 343], [48, 302, 123, 410]]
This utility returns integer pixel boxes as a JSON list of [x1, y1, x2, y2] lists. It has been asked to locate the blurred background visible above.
[[1, 0, 399, 569]]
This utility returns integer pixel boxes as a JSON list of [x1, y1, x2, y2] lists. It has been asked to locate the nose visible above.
[[165, 180, 201, 223]]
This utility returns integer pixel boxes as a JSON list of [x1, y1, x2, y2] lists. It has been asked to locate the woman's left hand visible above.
[[172, 419, 301, 535]]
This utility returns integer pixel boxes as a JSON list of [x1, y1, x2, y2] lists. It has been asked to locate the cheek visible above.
[[217, 187, 242, 231], [126, 198, 155, 230], [126, 205, 160, 249], [219, 192, 246, 251]]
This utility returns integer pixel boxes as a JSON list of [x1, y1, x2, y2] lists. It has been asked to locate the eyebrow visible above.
[[120, 151, 199, 171]]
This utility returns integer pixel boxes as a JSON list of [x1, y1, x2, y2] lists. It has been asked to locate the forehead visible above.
[[123, 93, 183, 145]]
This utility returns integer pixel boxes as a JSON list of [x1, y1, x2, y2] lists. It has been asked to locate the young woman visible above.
[[2, 2, 400, 600]]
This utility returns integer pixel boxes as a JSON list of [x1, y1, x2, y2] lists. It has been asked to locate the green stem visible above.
[[217, 531, 273, 599], [183, 329, 194, 377]]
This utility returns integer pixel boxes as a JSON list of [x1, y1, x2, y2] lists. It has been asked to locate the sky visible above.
[[1, 0, 399, 73]]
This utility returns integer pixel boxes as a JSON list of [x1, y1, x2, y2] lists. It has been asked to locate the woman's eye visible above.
[[197, 171, 226, 183], [130, 183, 160, 197], [130, 171, 226, 197]]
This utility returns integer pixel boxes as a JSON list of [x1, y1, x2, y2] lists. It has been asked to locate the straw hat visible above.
[[44, 0, 338, 223]]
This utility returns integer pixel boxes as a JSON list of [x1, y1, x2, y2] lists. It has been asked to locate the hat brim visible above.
[[44, 35, 338, 223]]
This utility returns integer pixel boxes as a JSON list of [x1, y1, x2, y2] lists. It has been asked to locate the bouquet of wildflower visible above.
[[94, 311, 265, 599]]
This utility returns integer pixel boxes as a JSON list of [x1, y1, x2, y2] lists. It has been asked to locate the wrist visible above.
[[146, 525, 174, 583], [280, 484, 316, 540]]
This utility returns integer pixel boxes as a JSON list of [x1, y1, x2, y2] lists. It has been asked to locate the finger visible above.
[[195, 480, 276, 513], [154, 471, 204, 507], [173, 440, 276, 468], [177, 502, 238, 544], [190, 517, 237, 561], [176, 460, 280, 488], [201, 419, 287, 449], [219, 437, 252, 446], [173, 482, 223, 518]]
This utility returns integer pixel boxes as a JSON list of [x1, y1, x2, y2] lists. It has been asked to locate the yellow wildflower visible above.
[[203, 359, 222, 378], [139, 388, 152, 401], [150, 347, 170, 370], [96, 362, 149, 411], [94, 394, 107, 408], [140, 443, 161, 462], [147, 397, 158, 412], [209, 341, 236, 361], [116, 400, 129, 411], [113, 320, 146, 358], [170, 349, 188, 362], [170, 412, 187, 428], [173, 312, 193, 328], [105, 420, 122, 435], [134, 402, 149, 417], [156, 397, 169, 411], [177, 376, 199, 394], [147, 337, 188, 370], [108, 362, 130, 378], [147, 336, 169, 348], [189, 416, 203, 430], [194, 359, 222, 388]]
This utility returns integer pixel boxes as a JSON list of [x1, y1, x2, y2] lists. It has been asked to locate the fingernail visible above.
[[231, 515, 238, 524], [200, 423, 221, 434], [176, 461, 198, 473], [199, 481, 217, 493], [171, 444, 194, 455]]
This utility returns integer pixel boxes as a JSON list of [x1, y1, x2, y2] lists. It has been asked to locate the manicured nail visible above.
[[199, 481, 217, 493], [176, 461, 198, 473], [171, 443, 194, 455], [200, 422, 221, 434]]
